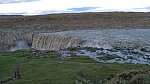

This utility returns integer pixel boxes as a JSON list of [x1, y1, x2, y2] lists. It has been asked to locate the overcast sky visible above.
[[0, 0, 150, 15]]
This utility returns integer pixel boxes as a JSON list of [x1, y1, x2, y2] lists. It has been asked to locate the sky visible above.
[[0, 0, 150, 15]]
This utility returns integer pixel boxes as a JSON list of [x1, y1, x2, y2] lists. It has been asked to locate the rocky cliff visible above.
[[0, 29, 150, 51], [0, 30, 33, 51]]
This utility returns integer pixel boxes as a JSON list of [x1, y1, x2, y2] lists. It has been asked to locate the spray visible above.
[[9, 40, 30, 51]]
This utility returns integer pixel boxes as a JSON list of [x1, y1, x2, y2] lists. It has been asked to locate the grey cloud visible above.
[[67, 7, 99, 11]]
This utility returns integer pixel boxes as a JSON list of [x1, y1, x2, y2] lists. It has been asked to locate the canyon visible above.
[[1, 13, 150, 84], [1, 29, 150, 64], [0, 12, 150, 64], [0, 12, 150, 51], [0, 29, 150, 51]]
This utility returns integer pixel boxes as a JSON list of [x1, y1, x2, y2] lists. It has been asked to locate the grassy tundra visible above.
[[0, 50, 150, 84]]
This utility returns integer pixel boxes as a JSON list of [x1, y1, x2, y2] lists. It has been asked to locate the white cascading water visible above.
[[9, 40, 30, 51], [31, 29, 150, 50], [31, 33, 85, 50]]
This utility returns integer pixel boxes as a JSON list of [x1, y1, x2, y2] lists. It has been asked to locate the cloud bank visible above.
[[0, 0, 150, 15]]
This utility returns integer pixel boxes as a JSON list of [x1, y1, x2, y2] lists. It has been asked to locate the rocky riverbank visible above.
[[60, 46, 150, 64]]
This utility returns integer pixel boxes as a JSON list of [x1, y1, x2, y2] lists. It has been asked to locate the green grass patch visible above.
[[0, 50, 33, 58], [0, 51, 149, 84], [64, 56, 98, 63]]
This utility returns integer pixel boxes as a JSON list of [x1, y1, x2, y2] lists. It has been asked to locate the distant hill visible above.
[[0, 12, 150, 30]]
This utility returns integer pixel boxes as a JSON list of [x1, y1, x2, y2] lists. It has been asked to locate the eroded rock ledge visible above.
[[0, 30, 33, 50], [0, 29, 150, 51]]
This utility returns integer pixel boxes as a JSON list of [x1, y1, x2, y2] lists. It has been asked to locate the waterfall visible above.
[[1, 29, 150, 51], [31, 33, 86, 50], [31, 29, 150, 50], [9, 40, 30, 51]]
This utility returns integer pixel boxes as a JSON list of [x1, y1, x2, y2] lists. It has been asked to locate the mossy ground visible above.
[[0, 50, 150, 84]]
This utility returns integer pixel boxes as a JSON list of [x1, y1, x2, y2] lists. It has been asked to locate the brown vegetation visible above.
[[0, 12, 150, 30]]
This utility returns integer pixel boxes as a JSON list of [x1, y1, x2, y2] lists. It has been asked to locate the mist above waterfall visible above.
[[9, 40, 30, 51]]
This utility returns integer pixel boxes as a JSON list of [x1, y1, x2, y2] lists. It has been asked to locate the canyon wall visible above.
[[0, 30, 33, 51], [0, 29, 150, 51]]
